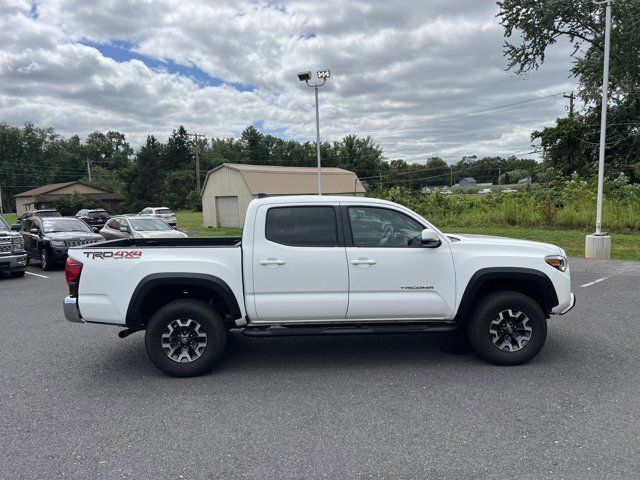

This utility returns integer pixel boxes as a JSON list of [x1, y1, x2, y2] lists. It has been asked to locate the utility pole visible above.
[[187, 132, 203, 191], [586, 0, 613, 259], [563, 92, 575, 117], [450, 165, 453, 187], [86, 159, 92, 182]]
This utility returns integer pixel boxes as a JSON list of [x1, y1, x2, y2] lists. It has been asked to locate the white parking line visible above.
[[25, 271, 49, 279], [580, 276, 610, 288]]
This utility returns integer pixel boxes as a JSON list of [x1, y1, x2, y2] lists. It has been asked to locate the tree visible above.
[[531, 116, 594, 177], [123, 135, 166, 209], [498, 0, 640, 180], [336, 135, 386, 179], [164, 126, 193, 171], [85, 131, 133, 171], [240, 125, 268, 165]]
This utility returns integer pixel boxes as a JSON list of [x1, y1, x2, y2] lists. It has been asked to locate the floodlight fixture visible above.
[[297, 71, 312, 82], [317, 69, 331, 79]]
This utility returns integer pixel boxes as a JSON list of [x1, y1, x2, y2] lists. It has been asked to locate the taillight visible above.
[[65, 257, 83, 297]]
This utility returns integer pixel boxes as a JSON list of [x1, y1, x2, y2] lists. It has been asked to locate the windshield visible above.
[[130, 218, 172, 231], [43, 218, 92, 233], [156, 209, 173, 215], [0, 216, 9, 231]]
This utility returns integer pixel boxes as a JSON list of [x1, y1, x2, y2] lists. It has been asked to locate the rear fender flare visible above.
[[125, 273, 241, 329]]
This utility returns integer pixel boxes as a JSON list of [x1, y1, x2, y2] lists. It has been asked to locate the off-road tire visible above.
[[145, 299, 227, 377], [467, 290, 547, 365]]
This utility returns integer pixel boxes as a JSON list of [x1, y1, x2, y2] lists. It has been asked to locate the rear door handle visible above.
[[350, 258, 377, 265], [259, 259, 286, 266]]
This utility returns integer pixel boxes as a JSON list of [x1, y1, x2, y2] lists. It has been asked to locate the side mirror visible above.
[[421, 229, 441, 248], [30, 228, 38, 234], [10, 223, 20, 231], [92, 227, 100, 233]]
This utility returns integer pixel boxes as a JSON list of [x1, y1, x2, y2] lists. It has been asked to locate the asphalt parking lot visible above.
[[1, 258, 639, 479]]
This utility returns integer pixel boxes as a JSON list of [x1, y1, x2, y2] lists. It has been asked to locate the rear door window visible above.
[[265, 206, 338, 247]]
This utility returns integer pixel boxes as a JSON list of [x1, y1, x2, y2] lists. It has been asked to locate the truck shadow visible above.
[[84, 328, 584, 384]]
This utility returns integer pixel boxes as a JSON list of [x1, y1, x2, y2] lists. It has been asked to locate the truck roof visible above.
[[250, 195, 396, 207]]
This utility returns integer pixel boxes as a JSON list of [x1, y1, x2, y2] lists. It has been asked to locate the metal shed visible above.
[[201, 163, 366, 228]]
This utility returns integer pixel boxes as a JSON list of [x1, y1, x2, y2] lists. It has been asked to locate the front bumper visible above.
[[63, 296, 83, 323], [0, 253, 27, 273], [559, 293, 576, 315]]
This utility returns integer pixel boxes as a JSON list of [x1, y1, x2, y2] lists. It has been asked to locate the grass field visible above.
[[3, 211, 637, 260], [175, 211, 242, 237]]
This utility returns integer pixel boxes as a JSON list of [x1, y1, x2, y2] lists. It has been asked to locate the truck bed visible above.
[[78, 236, 242, 249]]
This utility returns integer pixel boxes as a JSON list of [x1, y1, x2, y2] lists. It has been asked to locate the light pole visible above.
[[586, 0, 613, 259], [298, 69, 330, 195]]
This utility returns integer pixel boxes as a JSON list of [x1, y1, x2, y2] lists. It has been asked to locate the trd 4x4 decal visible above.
[[83, 251, 142, 259]]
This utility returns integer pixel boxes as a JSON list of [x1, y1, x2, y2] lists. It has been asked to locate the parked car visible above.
[[440, 189, 453, 196], [501, 189, 518, 193], [139, 207, 177, 227], [76, 209, 111, 229], [21, 216, 103, 270], [63, 195, 574, 377], [478, 188, 493, 195], [0, 215, 27, 277], [100, 216, 187, 240]]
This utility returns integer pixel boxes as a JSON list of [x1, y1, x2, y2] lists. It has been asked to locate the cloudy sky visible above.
[[0, 0, 579, 163]]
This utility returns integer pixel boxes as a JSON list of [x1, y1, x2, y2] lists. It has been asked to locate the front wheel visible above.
[[10, 270, 25, 278], [467, 291, 547, 365], [40, 249, 51, 271], [145, 299, 227, 377]]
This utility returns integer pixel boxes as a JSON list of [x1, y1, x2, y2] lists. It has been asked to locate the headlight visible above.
[[12, 237, 24, 251], [545, 255, 567, 272], [50, 240, 66, 247]]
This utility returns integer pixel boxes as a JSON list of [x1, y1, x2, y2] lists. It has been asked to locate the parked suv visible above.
[[0, 216, 27, 277], [76, 209, 111, 229], [139, 207, 177, 227], [21, 216, 103, 270]]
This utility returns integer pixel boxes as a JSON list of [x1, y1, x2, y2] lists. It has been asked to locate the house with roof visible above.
[[201, 163, 365, 228], [13, 181, 121, 215], [457, 177, 477, 187]]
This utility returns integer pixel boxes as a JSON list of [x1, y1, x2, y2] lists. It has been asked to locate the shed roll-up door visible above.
[[216, 196, 240, 227]]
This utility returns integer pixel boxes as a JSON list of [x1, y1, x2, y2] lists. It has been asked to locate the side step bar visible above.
[[241, 323, 458, 337]]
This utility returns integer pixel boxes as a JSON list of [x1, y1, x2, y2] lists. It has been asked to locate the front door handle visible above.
[[350, 258, 376, 265], [259, 259, 286, 266]]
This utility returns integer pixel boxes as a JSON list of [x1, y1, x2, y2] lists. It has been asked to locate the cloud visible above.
[[0, 0, 579, 162]]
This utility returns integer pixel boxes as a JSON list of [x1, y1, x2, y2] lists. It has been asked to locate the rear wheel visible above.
[[467, 291, 547, 365], [10, 271, 25, 278], [145, 299, 227, 377]]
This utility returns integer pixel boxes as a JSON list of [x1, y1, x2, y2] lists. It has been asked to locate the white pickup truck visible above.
[[63, 195, 575, 377]]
